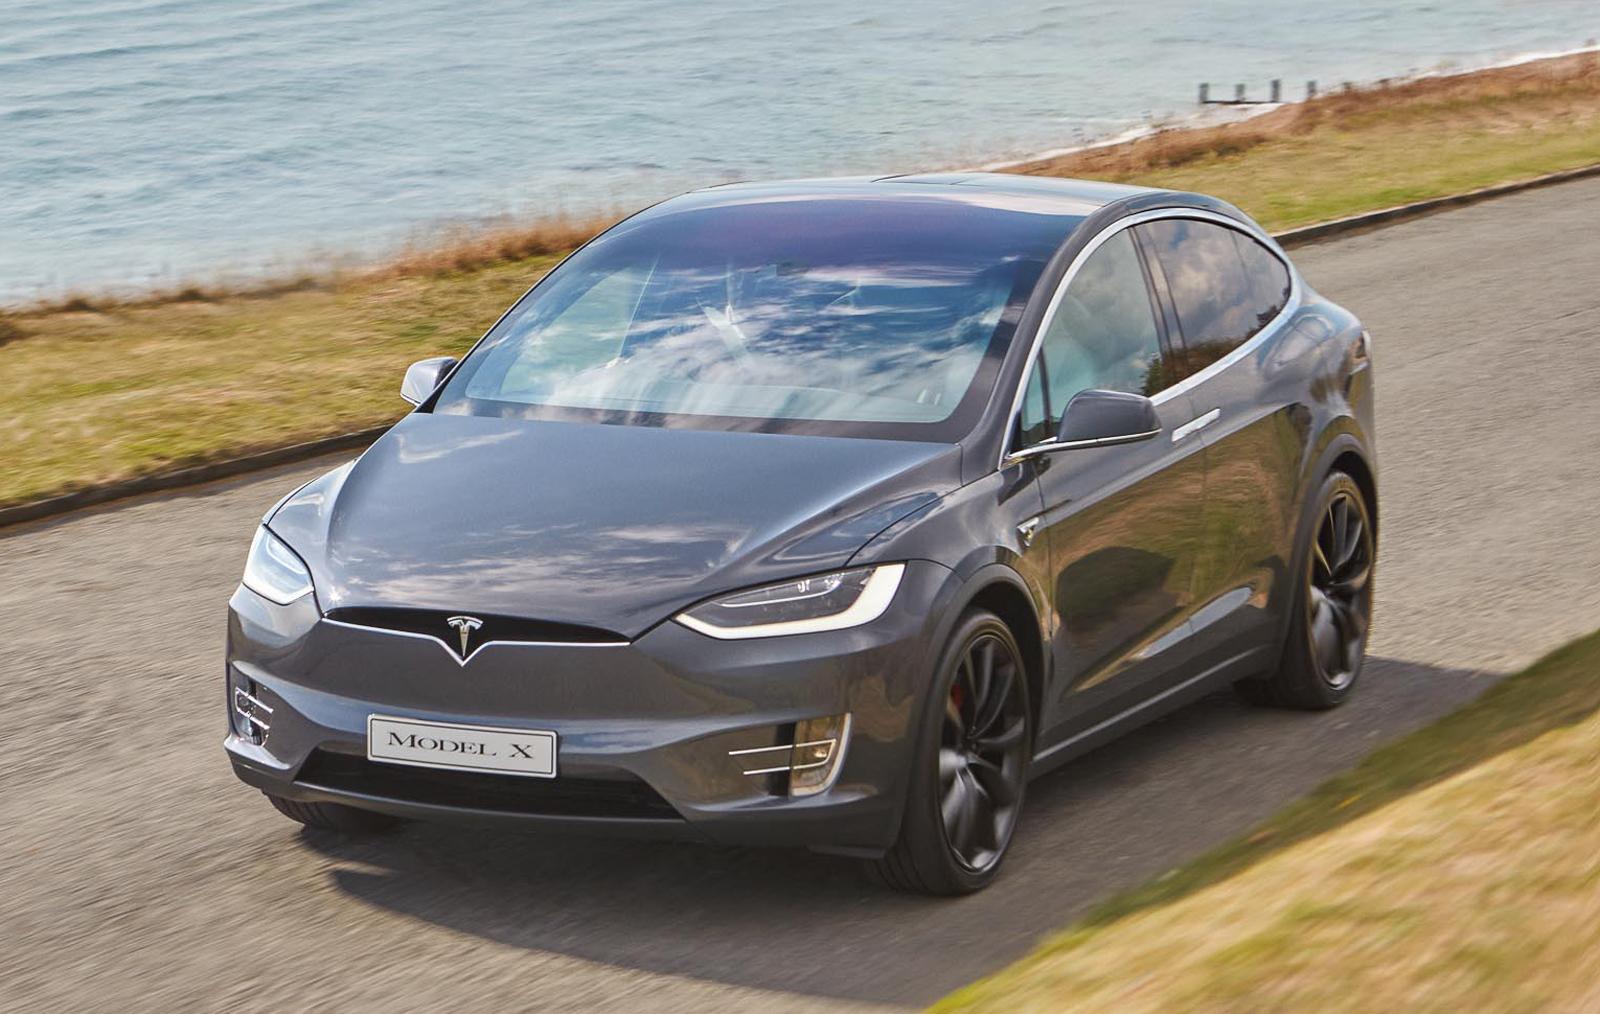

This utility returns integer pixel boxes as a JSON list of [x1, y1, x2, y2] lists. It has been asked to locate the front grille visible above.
[[324, 607, 624, 645], [295, 750, 681, 820]]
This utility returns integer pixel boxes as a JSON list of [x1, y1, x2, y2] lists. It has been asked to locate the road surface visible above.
[[4, 178, 1599, 1011]]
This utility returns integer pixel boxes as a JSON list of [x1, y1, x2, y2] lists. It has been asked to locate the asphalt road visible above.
[[4, 178, 1600, 1012]]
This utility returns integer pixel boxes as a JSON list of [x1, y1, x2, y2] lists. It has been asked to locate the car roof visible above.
[[637, 172, 1170, 222]]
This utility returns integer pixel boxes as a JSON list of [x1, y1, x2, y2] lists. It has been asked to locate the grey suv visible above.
[[226, 173, 1377, 894]]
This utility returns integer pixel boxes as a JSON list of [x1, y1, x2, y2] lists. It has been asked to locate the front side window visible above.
[[1139, 218, 1290, 372], [432, 197, 1079, 441], [1018, 229, 1170, 443]]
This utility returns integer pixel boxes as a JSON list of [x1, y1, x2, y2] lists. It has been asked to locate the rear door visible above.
[[1011, 226, 1209, 742], [1135, 216, 1304, 674]]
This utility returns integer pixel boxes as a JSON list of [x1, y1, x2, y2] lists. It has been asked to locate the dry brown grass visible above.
[[18, 212, 620, 318], [380, 213, 618, 278], [1013, 49, 1600, 179]]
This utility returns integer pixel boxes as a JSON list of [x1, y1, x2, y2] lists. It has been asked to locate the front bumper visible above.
[[224, 560, 953, 853]]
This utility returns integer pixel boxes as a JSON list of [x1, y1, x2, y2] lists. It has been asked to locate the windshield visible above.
[[433, 195, 1077, 440]]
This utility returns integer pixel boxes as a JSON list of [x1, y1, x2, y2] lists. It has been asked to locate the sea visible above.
[[3, 0, 1597, 303]]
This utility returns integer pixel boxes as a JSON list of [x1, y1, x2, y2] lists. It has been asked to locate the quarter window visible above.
[[1018, 361, 1051, 448], [1234, 231, 1291, 335], [1018, 229, 1171, 444], [1139, 219, 1290, 372]]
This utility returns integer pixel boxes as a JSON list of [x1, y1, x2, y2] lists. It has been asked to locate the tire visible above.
[[265, 793, 402, 834], [1235, 470, 1375, 710], [873, 609, 1032, 895]]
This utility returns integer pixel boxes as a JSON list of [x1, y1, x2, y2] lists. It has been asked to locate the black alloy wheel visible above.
[[875, 609, 1032, 895], [1306, 489, 1374, 690], [1234, 470, 1376, 711], [938, 632, 1029, 872]]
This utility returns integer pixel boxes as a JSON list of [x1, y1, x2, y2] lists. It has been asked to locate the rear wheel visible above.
[[265, 793, 402, 834], [1235, 471, 1375, 710], [874, 609, 1031, 895]]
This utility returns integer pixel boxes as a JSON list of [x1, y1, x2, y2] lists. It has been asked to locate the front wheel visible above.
[[1236, 471, 1375, 710], [874, 609, 1032, 895]]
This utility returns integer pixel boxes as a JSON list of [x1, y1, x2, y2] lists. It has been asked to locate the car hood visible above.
[[268, 413, 958, 638]]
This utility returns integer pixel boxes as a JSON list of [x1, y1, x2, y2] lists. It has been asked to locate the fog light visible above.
[[788, 713, 850, 797], [229, 672, 272, 745], [725, 713, 851, 797]]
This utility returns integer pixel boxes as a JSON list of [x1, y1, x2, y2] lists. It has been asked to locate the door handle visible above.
[[1172, 408, 1221, 442]]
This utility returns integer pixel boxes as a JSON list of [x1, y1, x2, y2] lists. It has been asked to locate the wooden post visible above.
[[1234, 83, 1246, 102], [1270, 78, 1281, 102], [1307, 79, 1318, 100], [1199, 82, 1210, 104]]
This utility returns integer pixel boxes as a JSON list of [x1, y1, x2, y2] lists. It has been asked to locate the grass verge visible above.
[[936, 632, 1600, 1012], [1008, 50, 1600, 230], [4, 52, 1600, 510]]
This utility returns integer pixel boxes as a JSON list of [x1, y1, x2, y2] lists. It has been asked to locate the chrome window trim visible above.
[[1006, 428, 1163, 461], [998, 208, 1302, 467]]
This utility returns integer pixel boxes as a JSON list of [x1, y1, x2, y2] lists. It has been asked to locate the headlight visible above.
[[675, 564, 905, 639], [242, 526, 315, 605]]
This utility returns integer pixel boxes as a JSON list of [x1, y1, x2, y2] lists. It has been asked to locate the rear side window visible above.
[[1140, 219, 1290, 372]]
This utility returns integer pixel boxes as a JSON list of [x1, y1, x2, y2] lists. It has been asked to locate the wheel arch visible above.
[[1299, 424, 1377, 538], [1330, 447, 1378, 543], [1267, 432, 1378, 668], [932, 562, 1049, 742]]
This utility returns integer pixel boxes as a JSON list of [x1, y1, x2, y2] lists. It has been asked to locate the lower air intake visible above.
[[295, 750, 681, 820]]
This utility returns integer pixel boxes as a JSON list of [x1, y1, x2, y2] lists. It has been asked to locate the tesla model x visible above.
[[226, 173, 1377, 894]]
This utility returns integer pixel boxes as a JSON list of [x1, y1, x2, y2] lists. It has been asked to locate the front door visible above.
[[1010, 227, 1210, 739]]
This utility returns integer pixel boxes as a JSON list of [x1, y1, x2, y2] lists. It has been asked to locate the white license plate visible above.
[[367, 715, 557, 778]]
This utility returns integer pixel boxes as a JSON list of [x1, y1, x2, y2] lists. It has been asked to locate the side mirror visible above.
[[400, 356, 457, 406], [1056, 389, 1162, 447], [1010, 389, 1163, 461]]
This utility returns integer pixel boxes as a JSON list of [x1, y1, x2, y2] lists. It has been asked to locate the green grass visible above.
[[0, 257, 557, 506], [1096, 113, 1600, 231], [935, 631, 1600, 1012], [4, 54, 1600, 510]]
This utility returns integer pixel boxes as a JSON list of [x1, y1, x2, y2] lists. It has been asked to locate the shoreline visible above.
[[974, 103, 1283, 174], [8, 43, 1600, 317], [979, 39, 1600, 174]]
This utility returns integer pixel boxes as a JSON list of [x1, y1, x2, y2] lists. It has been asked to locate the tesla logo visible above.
[[445, 615, 483, 658]]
